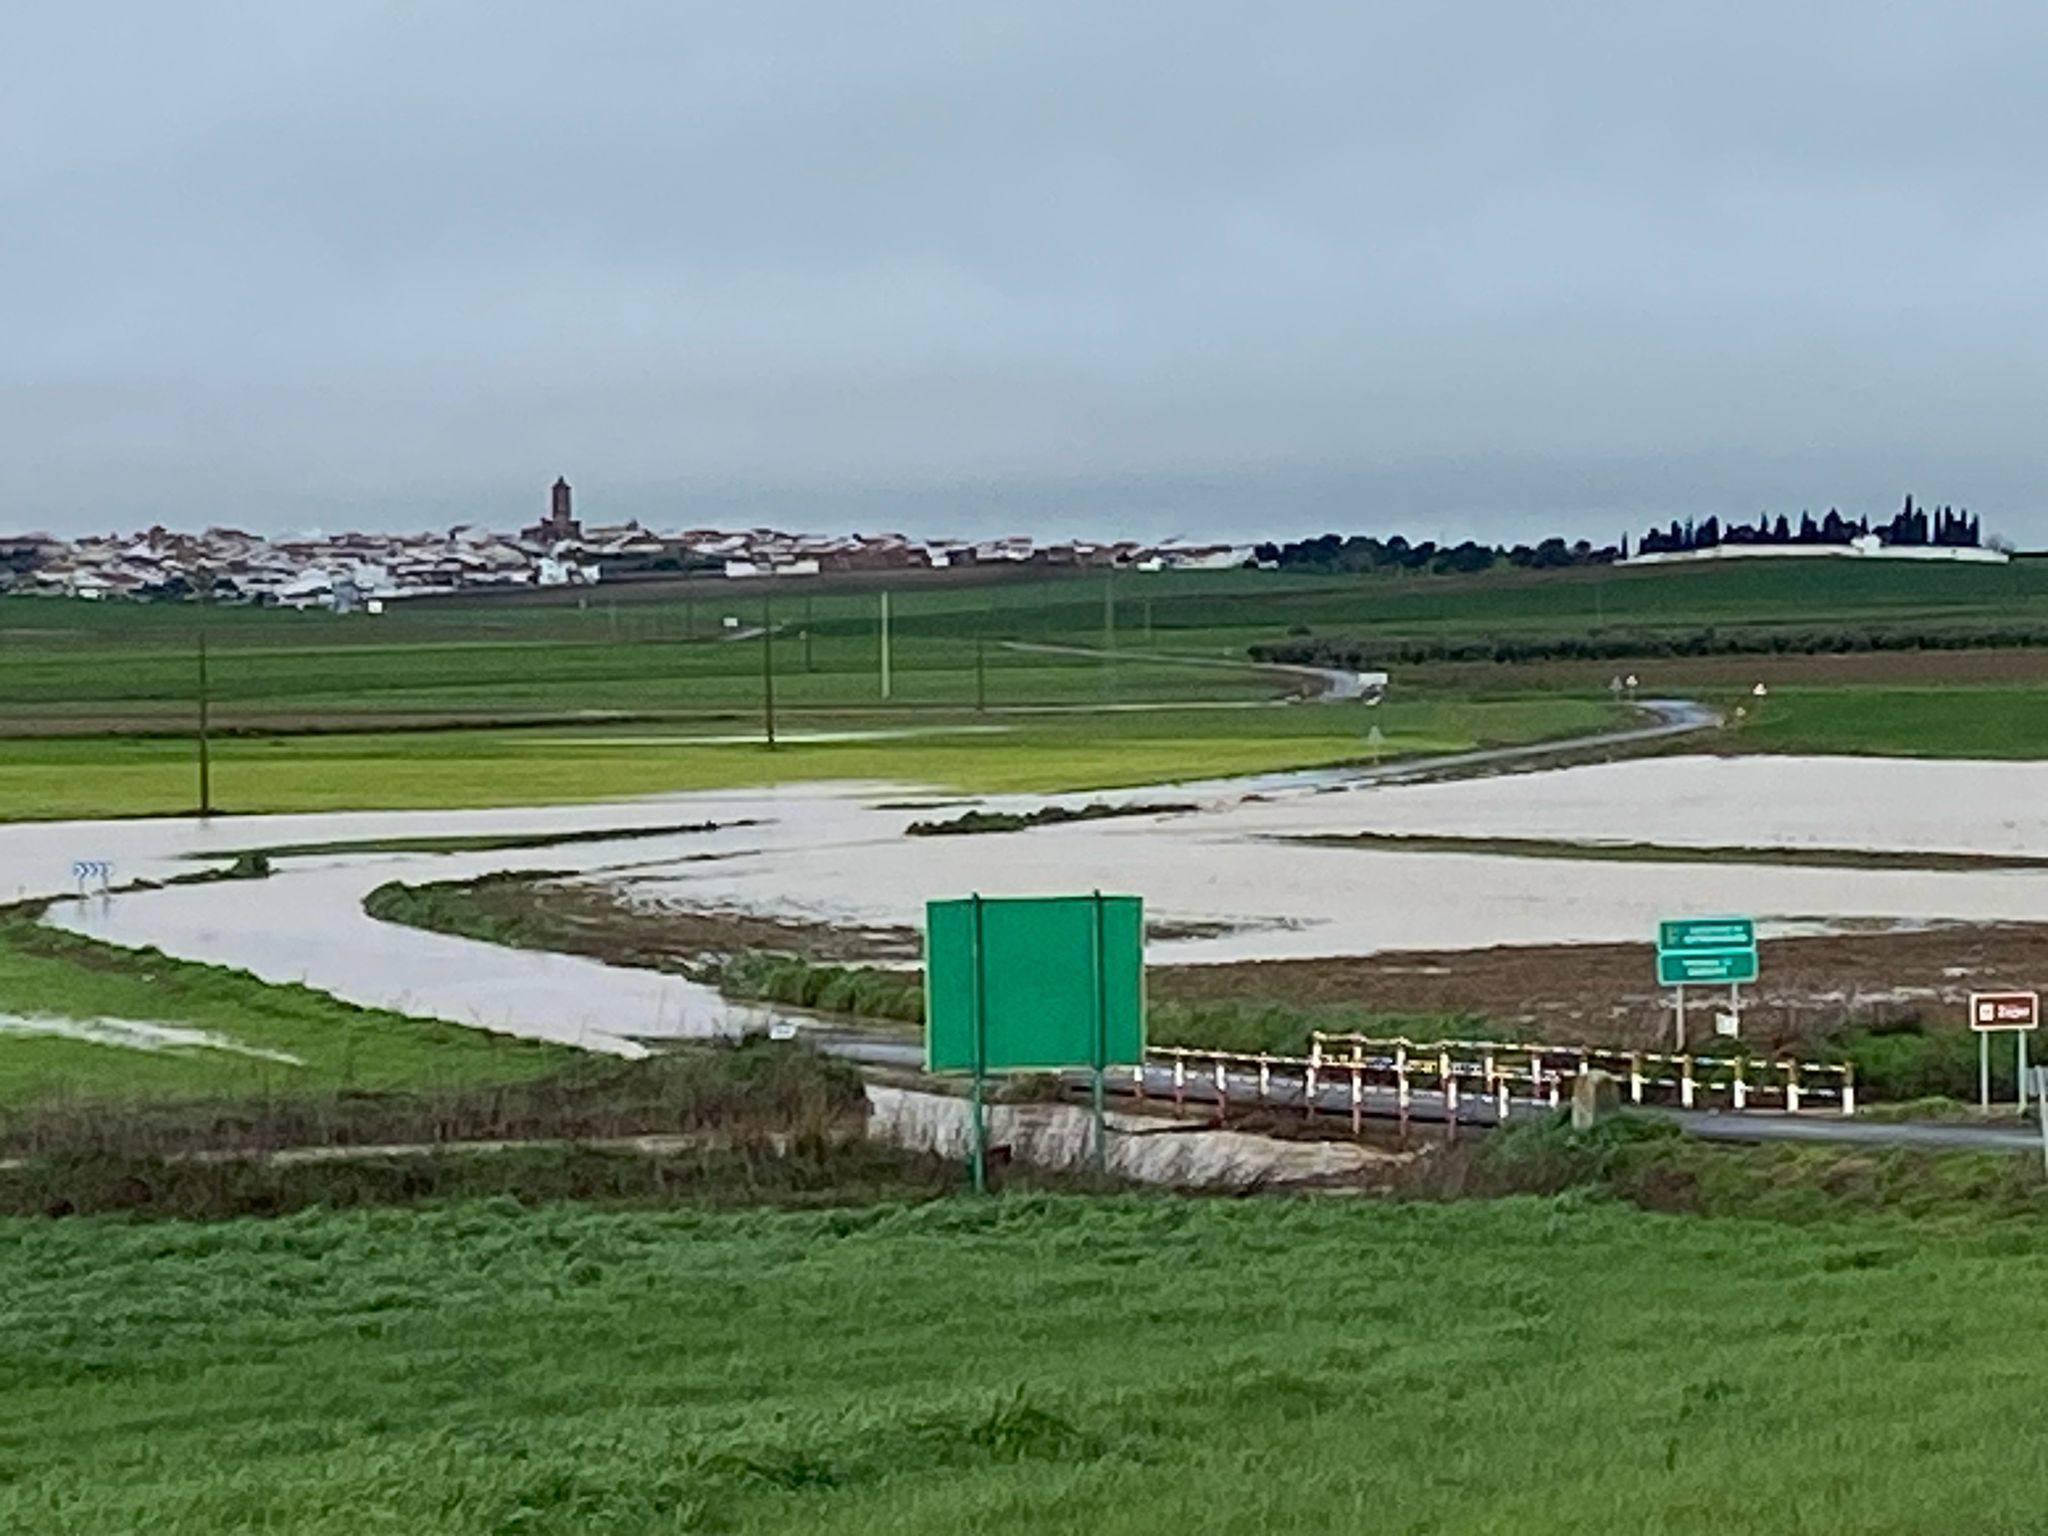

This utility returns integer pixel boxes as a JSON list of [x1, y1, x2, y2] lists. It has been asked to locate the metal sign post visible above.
[[968, 894, 989, 1195], [926, 892, 1146, 1193], [1969, 991, 2041, 1114], [1089, 891, 1109, 1180], [1658, 918, 1757, 1050], [2035, 1066, 2048, 1175]]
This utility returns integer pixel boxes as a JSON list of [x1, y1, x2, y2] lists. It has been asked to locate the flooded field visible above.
[[7, 753, 2048, 1048], [0, 1014, 304, 1063]]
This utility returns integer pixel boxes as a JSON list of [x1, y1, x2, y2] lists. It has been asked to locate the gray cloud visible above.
[[5, 2, 2045, 541]]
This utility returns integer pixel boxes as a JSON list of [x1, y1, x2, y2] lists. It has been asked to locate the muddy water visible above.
[[21, 788, 900, 1054], [0, 1013, 304, 1063], [617, 756, 2048, 962], [7, 753, 2048, 1051]]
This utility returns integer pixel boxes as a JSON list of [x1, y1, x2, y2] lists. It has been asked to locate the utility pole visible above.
[[1102, 567, 1116, 697], [804, 593, 815, 672], [975, 635, 987, 714], [879, 589, 893, 700], [194, 565, 214, 817], [762, 595, 777, 750], [196, 629, 213, 817]]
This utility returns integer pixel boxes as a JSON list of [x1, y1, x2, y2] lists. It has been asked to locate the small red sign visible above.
[[1969, 991, 2041, 1031]]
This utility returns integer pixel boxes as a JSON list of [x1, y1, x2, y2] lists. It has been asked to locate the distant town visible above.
[[0, 478, 1250, 610], [1, 482, 2012, 611]]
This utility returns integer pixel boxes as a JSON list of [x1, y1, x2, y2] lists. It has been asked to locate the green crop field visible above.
[[0, 697, 1619, 819], [1735, 685, 2048, 758], [8, 557, 2048, 728], [6, 556, 2047, 819], [6, 1192, 2047, 1534], [0, 916, 563, 1104]]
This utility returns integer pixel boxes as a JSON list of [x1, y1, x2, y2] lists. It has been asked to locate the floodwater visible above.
[[0, 1013, 304, 1063], [6, 752, 2048, 1050]]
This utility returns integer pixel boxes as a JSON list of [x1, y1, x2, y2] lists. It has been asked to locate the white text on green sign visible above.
[[1658, 918, 1756, 954], [1658, 950, 1759, 986]]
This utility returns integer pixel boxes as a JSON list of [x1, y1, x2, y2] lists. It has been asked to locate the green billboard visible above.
[[925, 894, 1145, 1073]]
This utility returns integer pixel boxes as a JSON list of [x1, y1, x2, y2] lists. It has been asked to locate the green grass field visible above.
[[6, 557, 2048, 818], [9, 557, 2048, 727], [0, 916, 564, 1104], [6, 1191, 2047, 1534], [0, 698, 1618, 818], [1736, 685, 2048, 758]]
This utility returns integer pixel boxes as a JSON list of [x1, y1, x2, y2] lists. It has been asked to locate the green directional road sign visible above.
[[926, 893, 1145, 1193], [925, 894, 1145, 1074], [1659, 917, 1756, 953], [1657, 948, 1760, 986]]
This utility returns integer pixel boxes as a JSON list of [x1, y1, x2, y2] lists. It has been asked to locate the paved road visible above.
[[1282, 696, 1720, 789]]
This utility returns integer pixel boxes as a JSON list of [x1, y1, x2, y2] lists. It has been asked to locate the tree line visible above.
[[1252, 533, 1621, 575], [1250, 623, 2048, 669], [1637, 495, 1981, 557], [1251, 495, 1984, 575]]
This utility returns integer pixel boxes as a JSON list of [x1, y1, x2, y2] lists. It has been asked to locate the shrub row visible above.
[[1822, 1021, 2023, 1104], [1, 1141, 986, 1222], [0, 1039, 870, 1160], [1252, 624, 2048, 669], [905, 801, 1195, 837], [719, 953, 926, 1024]]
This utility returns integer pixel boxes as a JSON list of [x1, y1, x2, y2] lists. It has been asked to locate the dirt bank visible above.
[[1153, 924, 2048, 1053], [386, 870, 2048, 1057]]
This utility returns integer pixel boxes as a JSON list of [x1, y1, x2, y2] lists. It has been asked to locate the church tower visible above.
[[541, 476, 581, 541]]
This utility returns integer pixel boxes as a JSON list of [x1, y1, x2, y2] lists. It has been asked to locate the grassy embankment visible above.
[[10, 1146, 2048, 1534], [0, 912, 566, 1106]]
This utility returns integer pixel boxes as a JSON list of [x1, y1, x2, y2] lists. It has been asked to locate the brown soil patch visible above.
[[1151, 923, 2048, 1054], [396, 872, 2048, 1058], [445, 875, 1248, 972], [467, 874, 923, 969]]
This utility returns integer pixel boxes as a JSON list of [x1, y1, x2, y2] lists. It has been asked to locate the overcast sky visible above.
[[6, 2, 2047, 543]]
